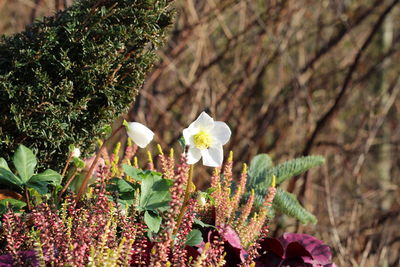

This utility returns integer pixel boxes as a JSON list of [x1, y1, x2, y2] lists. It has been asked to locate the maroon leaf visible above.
[[259, 238, 285, 258], [280, 233, 332, 265]]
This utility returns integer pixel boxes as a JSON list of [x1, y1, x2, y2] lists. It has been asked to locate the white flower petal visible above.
[[186, 147, 202, 164], [210, 121, 231, 145], [126, 122, 154, 148], [201, 144, 223, 167], [182, 126, 199, 146], [192, 112, 214, 129]]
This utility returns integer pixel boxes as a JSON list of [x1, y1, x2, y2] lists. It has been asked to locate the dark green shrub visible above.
[[0, 0, 173, 170]]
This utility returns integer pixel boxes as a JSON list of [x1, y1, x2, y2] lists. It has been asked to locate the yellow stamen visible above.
[[193, 130, 212, 149]]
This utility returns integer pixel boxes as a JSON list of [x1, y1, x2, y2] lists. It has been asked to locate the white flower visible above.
[[126, 122, 154, 148], [72, 148, 81, 158], [183, 112, 231, 167]]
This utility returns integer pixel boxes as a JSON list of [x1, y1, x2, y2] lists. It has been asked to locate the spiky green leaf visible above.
[[273, 188, 317, 224]]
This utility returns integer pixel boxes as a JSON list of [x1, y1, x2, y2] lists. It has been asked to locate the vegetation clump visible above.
[[0, 0, 173, 169]]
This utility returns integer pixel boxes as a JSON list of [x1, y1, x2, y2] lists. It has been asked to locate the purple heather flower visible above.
[[255, 233, 337, 267]]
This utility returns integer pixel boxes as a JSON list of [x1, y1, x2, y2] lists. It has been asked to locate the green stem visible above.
[[75, 125, 124, 202]]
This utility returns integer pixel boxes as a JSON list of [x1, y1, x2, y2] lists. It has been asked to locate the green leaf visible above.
[[139, 172, 171, 211], [144, 210, 162, 233], [185, 229, 203, 246], [271, 156, 325, 185], [13, 145, 37, 183], [0, 158, 11, 172], [0, 168, 23, 188], [122, 164, 142, 181], [26, 181, 49, 194], [0, 198, 26, 214], [247, 155, 325, 208], [29, 169, 62, 186], [73, 157, 85, 169], [178, 136, 186, 148], [194, 218, 216, 229], [116, 178, 135, 193], [247, 154, 274, 188], [273, 188, 317, 224]]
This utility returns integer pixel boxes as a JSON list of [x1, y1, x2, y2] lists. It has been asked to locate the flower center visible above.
[[193, 130, 212, 149]]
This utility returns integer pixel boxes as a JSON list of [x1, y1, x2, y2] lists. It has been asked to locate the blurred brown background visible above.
[[1, 0, 400, 266]]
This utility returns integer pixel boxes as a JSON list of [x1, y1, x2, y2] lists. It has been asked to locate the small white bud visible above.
[[72, 148, 81, 158]]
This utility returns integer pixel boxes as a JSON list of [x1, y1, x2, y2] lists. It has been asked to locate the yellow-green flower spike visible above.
[[241, 163, 247, 174], [113, 142, 121, 162], [169, 148, 174, 159], [127, 137, 132, 147], [122, 119, 129, 128], [147, 150, 153, 164], [133, 156, 139, 168], [228, 151, 233, 162], [271, 175, 276, 188], [157, 144, 164, 155]]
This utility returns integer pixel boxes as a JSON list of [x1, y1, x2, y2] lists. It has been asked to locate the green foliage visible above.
[[185, 229, 203, 246], [0, 0, 173, 170], [0, 145, 61, 194], [107, 165, 171, 233], [245, 154, 324, 224], [247, 154, 273, 187], [0, 198, 26, 215], [273, 188, 317, 224]]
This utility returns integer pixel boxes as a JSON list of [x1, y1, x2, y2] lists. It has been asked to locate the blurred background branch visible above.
[[1, 0, 399, 265]]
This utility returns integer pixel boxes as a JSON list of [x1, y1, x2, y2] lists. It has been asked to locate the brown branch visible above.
[[287, 0, 400, 195]]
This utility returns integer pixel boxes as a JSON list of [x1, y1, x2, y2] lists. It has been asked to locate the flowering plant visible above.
[[0, 113, 335, 266]]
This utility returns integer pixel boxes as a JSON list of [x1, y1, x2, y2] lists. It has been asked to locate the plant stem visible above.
[[173, 165, 194, 236], [61, 151, 73, 177], [24, 186, 32, 211], [58, 167, 79, 201], [75, 125, 124, 202]]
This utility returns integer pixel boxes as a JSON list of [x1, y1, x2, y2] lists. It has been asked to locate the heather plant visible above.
[[0, 0, 173, 170], [0, 112, 336, 266]]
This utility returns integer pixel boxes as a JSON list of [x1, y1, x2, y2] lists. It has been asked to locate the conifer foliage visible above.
[[0, 0, 173, 169]]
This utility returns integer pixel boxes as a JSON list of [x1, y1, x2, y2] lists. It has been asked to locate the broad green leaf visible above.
[[185, 229, 203, 246], [273, 188, 317, 224], [0, 168, 23, 188], [116, 178, 135, 193], [139, 172, 171, 211], [144, 211, 161, 233], [26, 181, 49, 194], [0, 158, 11, 172], [13, 145, 37, 183], [0, 198, 26, 214], [73, 157, 85, 169], [122, 164, 142, 181], [29, 169, 62, 186]]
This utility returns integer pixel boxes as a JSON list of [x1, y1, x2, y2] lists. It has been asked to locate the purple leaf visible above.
[[259, 238, 285, 257], [280, 233, 332, 265]]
